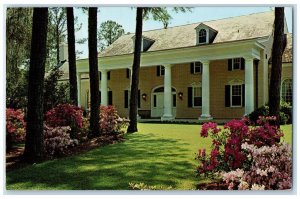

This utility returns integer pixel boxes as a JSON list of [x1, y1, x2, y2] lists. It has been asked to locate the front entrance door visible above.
[[151, 86, 176, 118], [151, 93, 164, 117]]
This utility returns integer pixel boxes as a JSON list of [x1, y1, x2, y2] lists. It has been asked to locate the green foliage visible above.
[[248, 101, 292, 125], [97, 20, 125, 51], [43, 69, 70, 112]]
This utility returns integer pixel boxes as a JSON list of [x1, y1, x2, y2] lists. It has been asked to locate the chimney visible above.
[[59, 43, 68, 62]]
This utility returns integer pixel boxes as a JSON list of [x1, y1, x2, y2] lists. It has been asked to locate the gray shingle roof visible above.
[[100, 11, 275, 57]]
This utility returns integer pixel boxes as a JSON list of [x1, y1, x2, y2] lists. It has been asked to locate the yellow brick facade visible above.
[[76, 59, 294, 119]]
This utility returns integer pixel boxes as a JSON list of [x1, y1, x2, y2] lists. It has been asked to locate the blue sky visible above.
[[74, 6, 293, 59]]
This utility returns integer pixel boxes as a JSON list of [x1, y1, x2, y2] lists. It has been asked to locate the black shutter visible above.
[[190, 62, 194, 74], [108, 91, 112, 105], [200, 97, 202, 106], [138, 90, 141, 108], [156, 66, 160, 76], [200, 64, 203, 74], [126, 69, 130, 78], [107, 71, 111, 80], [228, 59, 232, 71], [99, 72, 101, 80], [225, 85, 231, 107], [241, 58, 245, 70], [124, 90, 128, 108], [188, 87, 193, 107], [242, 84, 245, 107]]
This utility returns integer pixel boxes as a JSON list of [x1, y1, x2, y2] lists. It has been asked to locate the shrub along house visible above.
[[59, 11, 293, 120]]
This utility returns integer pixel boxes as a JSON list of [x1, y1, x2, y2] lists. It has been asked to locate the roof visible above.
[[100, 11, 275, 57], [282, 33, 293, 63]]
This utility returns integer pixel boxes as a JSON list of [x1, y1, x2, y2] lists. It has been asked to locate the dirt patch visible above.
[[6, 134, 125, 172]]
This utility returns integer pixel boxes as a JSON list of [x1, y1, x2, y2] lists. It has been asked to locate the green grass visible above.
[[6, 123, 292, 190]]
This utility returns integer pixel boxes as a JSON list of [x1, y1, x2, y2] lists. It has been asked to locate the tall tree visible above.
[[88, 7, 100, 137], [23, 8, 49, 162], [269, 7, 287, 126], [97, 20, 125, 51], [127, 7, 191, 133], [66, 7, 78, 105], [6, 8, 32, 109]]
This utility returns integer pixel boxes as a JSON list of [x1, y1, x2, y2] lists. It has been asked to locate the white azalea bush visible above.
[[221, 142, 292, 190]]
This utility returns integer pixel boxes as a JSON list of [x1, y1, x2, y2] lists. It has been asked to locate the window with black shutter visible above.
[[156, 65, 165, 76]]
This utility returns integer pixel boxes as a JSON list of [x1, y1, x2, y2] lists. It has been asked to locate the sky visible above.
[[73, 6, 293, 59]]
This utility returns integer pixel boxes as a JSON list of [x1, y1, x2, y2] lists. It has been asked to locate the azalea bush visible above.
[[222, 142, 292, 190], [196, 116, 292, 190], [44, 125, 78, 157], [99, 105, 129, 135], [45, 104, 84, 139], [6, 108, 26, 149], [196, 116, 284, 175]]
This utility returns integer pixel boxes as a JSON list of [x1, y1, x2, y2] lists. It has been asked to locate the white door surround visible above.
[[151, 86, 176, 118]]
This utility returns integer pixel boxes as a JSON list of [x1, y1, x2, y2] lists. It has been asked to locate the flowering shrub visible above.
[[6, 108, 26, 149], [221, 142, 292, 190], [44, 125, 78, 157], [45, 104, 84, 139], [99, 106, 129, 134], [196, 116, 284, 176]]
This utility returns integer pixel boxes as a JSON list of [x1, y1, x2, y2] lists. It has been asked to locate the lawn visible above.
[[6, 123, 292, 190]]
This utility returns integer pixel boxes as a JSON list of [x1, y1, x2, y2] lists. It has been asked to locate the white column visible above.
[[244, 57, 254, 115], [200, 60, 212, 119], [100, 69, 108, 106], [76, 72, 81, 107], [161, 64, 174, 121]]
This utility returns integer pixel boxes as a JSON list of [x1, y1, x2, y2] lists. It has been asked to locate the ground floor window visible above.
[[193, 86, 202, 107], [282, 79, 292, 104], [231, 84, 242, 107]]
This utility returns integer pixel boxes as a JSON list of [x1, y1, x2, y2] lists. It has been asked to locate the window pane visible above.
[[282, 79, 292, 104], [160, 66, 165, 76], [199, 29, 206, 43], [194, 97, 202, 106], [193, 87, 201, 97], [233, 58, 241, 70], [232, 96, 241, 106], [232, 85, 241, 95]]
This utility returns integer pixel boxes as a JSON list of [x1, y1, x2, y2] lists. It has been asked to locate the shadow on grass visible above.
[[6, 133, 198, 190]]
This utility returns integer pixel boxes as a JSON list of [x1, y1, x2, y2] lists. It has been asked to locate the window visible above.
[[233, 58, 241, 70], [156, 65, 165, 76], [193, 86, 202, 107], [231, 85, 242, 107], [199, 29, 207, 44], [191, 62, 203, 74], [282, 79, 292, 104], [124, 90, 141, 108]]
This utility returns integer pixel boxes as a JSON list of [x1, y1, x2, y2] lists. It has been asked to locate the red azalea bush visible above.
[[45, 104, 84, 139], [196, 116, 284, 176], [99, 105, 129, 134], [44, 125, 78, 157], [6, 108, 26, 149], [222, 142, 292, 190]]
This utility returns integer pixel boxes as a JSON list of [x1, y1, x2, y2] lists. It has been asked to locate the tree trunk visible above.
[[23, 8, 48, 162], [88, 7, 100, 137], [66, 7, 78, 105], [127, 7, 143, 133], [269, 7, 287, 127]]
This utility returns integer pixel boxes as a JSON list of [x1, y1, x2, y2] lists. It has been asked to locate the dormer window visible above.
[[195, 23, 218, 45], [198, 29, 207, 44], [132, 35, 155, 52]]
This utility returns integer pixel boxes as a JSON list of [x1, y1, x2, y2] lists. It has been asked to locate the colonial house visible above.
[[59, 11, 293, 120]]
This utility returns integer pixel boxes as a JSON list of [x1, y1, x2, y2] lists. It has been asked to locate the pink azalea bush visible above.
[[221, 142, 292, 190], [45, 104, 84, 139], [99, 106, 129, 134], [44, 125, 78, 157], [6, 108, 26, 149], [196, 116, 292, 190]]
